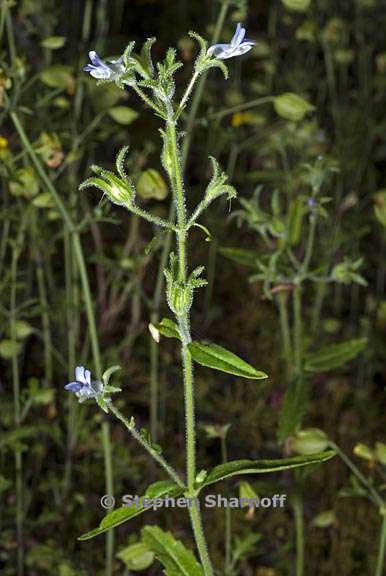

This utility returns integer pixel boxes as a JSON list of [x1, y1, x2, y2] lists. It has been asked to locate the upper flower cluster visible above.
[[83, 23, 256, 85]]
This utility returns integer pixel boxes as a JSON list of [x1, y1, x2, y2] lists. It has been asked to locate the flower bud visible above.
[[167, 282, 193, 315], [291, 428, 329, 455]]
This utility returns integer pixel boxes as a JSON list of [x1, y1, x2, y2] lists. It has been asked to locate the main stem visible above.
[[148, 0, 230, 443], [167, 118, 214, 575], [375, 515, 386, 576]]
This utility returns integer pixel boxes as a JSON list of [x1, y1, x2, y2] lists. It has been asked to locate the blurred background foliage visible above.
[[1, 0, 386, 574]]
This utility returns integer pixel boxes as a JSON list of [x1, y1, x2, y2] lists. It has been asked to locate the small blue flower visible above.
[[207, 23, 256, 60], [64, 366, 103, 401], [84, 51, 125, 81]]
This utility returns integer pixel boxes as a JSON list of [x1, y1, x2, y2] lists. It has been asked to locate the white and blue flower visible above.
[[84, 51, 125, 81], [64, 366, 103, 401], [207, 23, 256, 60]]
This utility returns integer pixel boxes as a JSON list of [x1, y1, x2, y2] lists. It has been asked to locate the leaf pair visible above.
[[78, 451, 335, 541]]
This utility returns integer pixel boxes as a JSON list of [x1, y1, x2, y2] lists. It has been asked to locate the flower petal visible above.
[[232, 23, 246, 46], [75, 366, 85, 382], [65, 381, 83, 392], [89, 51, 103, 66]]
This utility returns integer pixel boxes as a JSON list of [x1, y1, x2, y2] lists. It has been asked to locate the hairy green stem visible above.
[[108, 403, 184, 488], [166, 115, 214, 575], [375, 515, 386, 576], [278, 291, 293, 379], [102, 422, 114, 576], [148, 0, 229, 452], [292, 286, 303, 375]]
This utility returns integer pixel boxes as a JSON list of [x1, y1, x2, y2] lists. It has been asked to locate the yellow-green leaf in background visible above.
[[311, 510, 336, 528], [281, 0, 312, 12], [40, 36, 67, 50], [40, 65, 74, 91], [137, 169, 168, 200], [0, 340, 22, 359], [353, 442, 374, 461], [291, 429, 329, 455], [32, 192, 55, 209], [374, 190, 386, 227], [375, 442, 386, 466], [273, 93, 314, 122], [9, 167, 40, 199], [117, 542, 154, 571], [108, 106, 139, 125], [13, 320, 34, 339]]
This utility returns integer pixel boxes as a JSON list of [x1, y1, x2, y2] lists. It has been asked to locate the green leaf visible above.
[[281, 0, 312, 12], [278, 377, 309, 442], [142, 526, 204, 576], [78, 481, 182, 541], [154, 318, 181, 340], [137, 169, 168, 200], [40, 65, 74, 90], [200, 451, 336, 488], [117, 542, 155, 571], [304, 338, 367, 372], [13, 320, 34, 339], [219, 246, 258, 268], [108, 106, 139, 125], [188, 341, 268, 380], [32, 192, 55, 209], [273, 93, 314, 122], [311, 510, 336, 528], [40, 36, 67, 49], [0, 339, 22, 359]]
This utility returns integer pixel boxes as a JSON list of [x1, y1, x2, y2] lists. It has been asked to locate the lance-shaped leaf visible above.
[[78, 480, 183, 541], [142, 526, 204, 576], [219, 246, 258, 268], [154, 318, 181, 340], [132, 37, 156, 79], [304, 338, 367, 372], [188, 341, 267, 379], [199, 451, 336, 489], [189, 157, 236, 226]]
